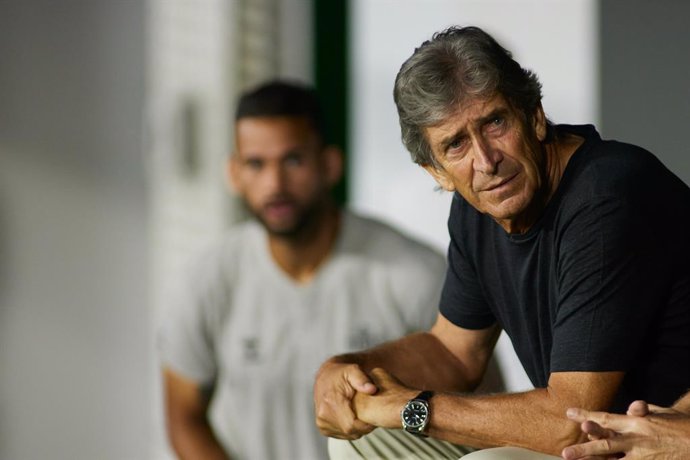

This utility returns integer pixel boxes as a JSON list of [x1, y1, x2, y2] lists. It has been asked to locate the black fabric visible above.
[[439, 124, 690, 411]]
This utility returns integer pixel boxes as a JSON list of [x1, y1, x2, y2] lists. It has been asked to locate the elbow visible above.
[[542, 420, 586, 456], [166, 417, 187, 456], [462, 374, 484, 393], [165, 412, 204, 457]]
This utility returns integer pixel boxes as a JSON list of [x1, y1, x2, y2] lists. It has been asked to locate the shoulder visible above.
[[553, 126, 690, 218], [342, 210, 445, 271], [184, 220, 263, 290]]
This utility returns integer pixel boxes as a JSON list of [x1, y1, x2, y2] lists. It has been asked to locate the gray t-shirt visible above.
[[159, 211, 446, 459]]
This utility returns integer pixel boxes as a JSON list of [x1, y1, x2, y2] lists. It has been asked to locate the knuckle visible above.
[[598, 412, 612, 427], [602, 438, 613, 451], [315, 405, 329, 420]]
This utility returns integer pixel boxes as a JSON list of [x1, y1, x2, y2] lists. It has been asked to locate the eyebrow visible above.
[[437, 107, 510, 155]]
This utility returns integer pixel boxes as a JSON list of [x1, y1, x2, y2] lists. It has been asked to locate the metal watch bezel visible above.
[[401, 391, 433, 436]]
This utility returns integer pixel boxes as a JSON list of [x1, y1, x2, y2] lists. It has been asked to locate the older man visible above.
[[313, 26, 690, 458]]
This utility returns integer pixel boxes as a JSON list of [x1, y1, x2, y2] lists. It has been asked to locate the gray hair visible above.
[[393, 26, 544, 167]]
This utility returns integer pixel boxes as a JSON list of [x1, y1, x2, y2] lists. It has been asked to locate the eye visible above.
[[485, 116, 506, 134], [284, 153, 304, 167], [245, 158, 263, 170], [447, 137, 466, 152]]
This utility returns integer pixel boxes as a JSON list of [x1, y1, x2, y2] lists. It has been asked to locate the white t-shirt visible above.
[[159, 211, 446, 459]]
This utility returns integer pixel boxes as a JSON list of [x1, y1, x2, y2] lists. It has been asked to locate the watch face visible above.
[[402, 401, 429, 428]]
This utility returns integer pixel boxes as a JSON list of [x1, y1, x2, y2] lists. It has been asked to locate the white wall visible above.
[[349, 0, 599, 391], [0, 0, 314, 457], [0, 1, 149, 458]]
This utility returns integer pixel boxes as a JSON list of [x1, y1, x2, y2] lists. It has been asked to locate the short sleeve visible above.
[[439, 234, 496, 329], [157, 252, 225, 384]]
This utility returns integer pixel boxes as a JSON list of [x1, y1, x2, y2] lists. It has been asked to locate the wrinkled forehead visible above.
[[431, 93, 511, 130]]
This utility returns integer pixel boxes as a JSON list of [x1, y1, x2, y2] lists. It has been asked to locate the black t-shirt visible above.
[[440, 124, 690, 411]]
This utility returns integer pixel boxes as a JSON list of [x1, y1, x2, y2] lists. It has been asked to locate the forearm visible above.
[[169, 418, 229, 460], [330, 332, 477, 393], [355, 370, 621, 456], [427, 389, 586, 454]]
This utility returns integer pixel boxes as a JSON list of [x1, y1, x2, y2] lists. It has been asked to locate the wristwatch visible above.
[[400, 390, 434, 437]]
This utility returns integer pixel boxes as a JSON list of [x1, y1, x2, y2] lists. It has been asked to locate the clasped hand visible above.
[[314, 362, 417, 439], [561, 400, 690, 460]]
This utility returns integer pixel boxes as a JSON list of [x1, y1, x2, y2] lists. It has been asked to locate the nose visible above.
[[472, 136, 502, 175], [263, 163, 286, 192]]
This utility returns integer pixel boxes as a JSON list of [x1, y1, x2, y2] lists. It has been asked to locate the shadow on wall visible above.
[[0, 188, 6, 306], [0, 177, 8, 452], [600, 0, 690, 185]]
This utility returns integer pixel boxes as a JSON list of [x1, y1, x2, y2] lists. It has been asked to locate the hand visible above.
[[561, 400, 690, 460], [313, 360, 378, 440], [353, 368, 418, 429]]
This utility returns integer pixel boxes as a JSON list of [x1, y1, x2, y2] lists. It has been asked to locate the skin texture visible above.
[[313, 95, 622, 455], [164, 115, 344, 458], [228, 115, 343, 282], [229, 117, 340, 239], [422, 94, 558, 234], [163, 368, 229, 460], [562, 394, 690, 459], [315, 314, 622, 455]]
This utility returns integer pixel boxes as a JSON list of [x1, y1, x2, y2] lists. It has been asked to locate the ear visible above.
[[533, 104, 547, 142], [322, 145, 344, 187], [226, 153, 241, 194], [422, 164, 455, 192]]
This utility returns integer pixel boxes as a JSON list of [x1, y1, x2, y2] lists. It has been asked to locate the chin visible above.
[[266, 222, 298, 235], [486, 200, 529, 222], [266, 218, 311, 238]]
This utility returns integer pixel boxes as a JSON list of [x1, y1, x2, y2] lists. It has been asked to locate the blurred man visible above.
[[158, 80, 447, 459], [313, 26, 690, 459]]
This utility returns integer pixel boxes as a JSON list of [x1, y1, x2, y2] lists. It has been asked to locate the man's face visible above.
[[423, 94, 547, 233], [230, 116, 339, 237]]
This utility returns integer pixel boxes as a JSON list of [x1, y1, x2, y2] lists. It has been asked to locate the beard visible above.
[[244, 194, 326, 240]]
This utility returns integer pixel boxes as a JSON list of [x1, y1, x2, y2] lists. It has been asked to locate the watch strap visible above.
[[413, 390, 434, 403]]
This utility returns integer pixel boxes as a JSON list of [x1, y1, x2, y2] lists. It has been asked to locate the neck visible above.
[[505, 130, 583, 234], [268, 205, 342, 283], [545, 130, 582, 197]]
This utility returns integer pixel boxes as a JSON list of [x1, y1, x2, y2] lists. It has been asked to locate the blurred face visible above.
[[423, 94, 547, 233], [229, 116, 340, 237]]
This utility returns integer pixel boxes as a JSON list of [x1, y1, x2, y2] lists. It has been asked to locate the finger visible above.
[[579, 410, 636, 433], [567, 408, 625, 436], [626, 400, 649, 417], [561, 438, 622, 459], [645, 403, 676, 415], [316, 400, 376, 438], [581, 420, 613, 440], [320, 419, 376, 439], [566, 407, 591, 423]]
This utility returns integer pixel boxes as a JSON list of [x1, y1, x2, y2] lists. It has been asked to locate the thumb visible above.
[[345, 366, 377, 394], [627, 400, 649, 417]]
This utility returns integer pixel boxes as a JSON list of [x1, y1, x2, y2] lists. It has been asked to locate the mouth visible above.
[[263, 197, 296, 219], [481, 172, 518, 192]]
